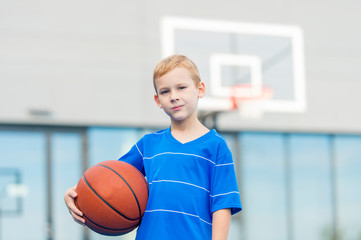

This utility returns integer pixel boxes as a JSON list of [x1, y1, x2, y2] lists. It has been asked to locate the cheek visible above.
[[158, 96, 171, 107], [185, 92, 200, 106]]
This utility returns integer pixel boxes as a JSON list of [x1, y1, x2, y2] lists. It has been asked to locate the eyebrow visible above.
[[158, 86, 169, 91]]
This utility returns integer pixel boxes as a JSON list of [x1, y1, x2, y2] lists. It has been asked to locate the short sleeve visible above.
[[118, 138, 145, 176], [210, 150, 242, 215]]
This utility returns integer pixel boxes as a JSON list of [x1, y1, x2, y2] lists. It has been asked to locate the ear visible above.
[[154, 94, 162, 108], [197, 82, 206, 98]]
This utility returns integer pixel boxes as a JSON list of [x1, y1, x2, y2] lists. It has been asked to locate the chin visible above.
[[170, 114, 187, 122]]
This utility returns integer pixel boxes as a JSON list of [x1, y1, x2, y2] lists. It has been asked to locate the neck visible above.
[[171, 120, 198, 132], [170, 116, 209, 144], [170, 114, 203, 132]]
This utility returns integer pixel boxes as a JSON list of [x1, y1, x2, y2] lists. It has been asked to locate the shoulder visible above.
[[206, 130, 232, 161], [138, 128, 167, 143], [206, 130, 229, 149], [134, 129, 167, 153], [186, 129, 231, 158], [212, 130, 227, 142], [144, 128, 167, 138]]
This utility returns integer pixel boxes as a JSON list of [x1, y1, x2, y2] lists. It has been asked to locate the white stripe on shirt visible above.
[[135, 144, 143, 158], [149, 180, 210, 193], [215, 163, 234, 167], [149, 180, 239, 200], [152, 131, 166, 135], [214, 133, 224, 140], [143, 152, 215, 165], [145, 209, 212, 225], [211, 191, 240, 198]]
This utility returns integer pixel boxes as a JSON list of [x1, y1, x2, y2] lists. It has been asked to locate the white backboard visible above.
[[161, 16, 307, 115]]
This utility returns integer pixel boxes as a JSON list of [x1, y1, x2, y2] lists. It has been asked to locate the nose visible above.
[[170, 91, 179, 102]]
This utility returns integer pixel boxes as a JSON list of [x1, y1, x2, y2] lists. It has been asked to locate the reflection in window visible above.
[[289, 134, 333, 240], [335, 136, 361, 240], [52, 132, 83, 240], [0, 131, 46, 240], [240, 133, 287, 240]]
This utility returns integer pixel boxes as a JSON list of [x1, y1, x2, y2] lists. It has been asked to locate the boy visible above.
[[65, 55, 242, 240]]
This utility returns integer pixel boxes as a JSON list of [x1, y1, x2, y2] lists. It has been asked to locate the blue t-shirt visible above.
[[119, 127, 242, 240]]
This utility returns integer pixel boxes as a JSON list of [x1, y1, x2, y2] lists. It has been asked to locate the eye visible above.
[[179, 86, 186, 90], [160, 90, 169, 95]]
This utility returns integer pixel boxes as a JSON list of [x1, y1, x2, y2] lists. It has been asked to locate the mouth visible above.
[[172, 105, 184, 111]]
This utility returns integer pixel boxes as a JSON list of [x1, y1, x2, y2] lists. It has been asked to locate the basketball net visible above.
[[230, 84, 273, 120]]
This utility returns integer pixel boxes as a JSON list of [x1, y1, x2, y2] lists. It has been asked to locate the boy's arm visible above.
[[212, 208, 231, 240]]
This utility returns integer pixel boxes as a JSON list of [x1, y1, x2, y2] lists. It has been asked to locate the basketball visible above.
[[75, 160, 148, 236]]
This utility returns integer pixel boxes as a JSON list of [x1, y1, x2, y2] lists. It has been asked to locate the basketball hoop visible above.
[[230, 84, 273, 120]]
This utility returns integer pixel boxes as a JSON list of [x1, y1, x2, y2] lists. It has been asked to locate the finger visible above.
[[64, 189, 77, 201], [73, 216, 86, 226], [70, 209, 86, 224], [70, 190, 78, 198], [64, 191, 83, 217], [68, 203, 83, 217]]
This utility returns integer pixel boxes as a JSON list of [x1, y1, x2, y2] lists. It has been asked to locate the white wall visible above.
[[1, 0, 360, 133]]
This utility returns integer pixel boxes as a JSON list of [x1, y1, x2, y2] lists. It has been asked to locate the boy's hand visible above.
[[64, 186, 85, 225]]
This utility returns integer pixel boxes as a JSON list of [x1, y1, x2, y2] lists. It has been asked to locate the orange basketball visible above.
[[75, 160, 148, 236]]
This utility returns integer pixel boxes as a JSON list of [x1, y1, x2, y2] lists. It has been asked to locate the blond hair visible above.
[[153, 55, 201, 93]]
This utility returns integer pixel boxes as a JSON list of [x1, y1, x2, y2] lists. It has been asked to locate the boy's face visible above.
[[154, 67, 205, 123]]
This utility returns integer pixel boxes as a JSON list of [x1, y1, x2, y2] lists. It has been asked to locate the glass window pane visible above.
[[52, 132, 84, 240], [222, 133, 243, 240], [87, 127, 141, 240], [240, 133, 287, 240], [289, 134, 333, 240], [0, 131, 46, 240], [88, 127, 140, 166], [335, 135, 361, 240]]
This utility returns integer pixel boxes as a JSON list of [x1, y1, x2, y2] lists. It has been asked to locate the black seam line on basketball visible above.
[[96, 164, 142, 221], [138, 170, 149, 196], [75, 197, 139, 232], [132, 170, 148, 225], [132, 166, 149, 198], [82, 213, 139, 232], [82, 176, 139, 221], [131, 165, 149, 199]]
